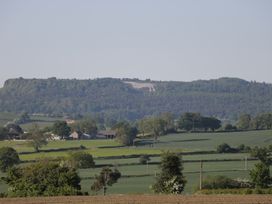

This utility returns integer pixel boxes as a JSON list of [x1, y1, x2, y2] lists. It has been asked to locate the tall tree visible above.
[[139, 117, 166, 141], [160, 112, 176, 133], [250, 146, 272, 166], [236, 114, 251, 130], [178, 113, 202, 131], [113, 122, 137, 146], [0, 127, 8, 140], [201, 117, 221, 131], [26, 124, 48, 152], [91, 167, 121, 195], [72, 118, 97, 136], [251, 113, 272, 130], [250, 162, 271, 188], [249, 146, 272, 188], [52, 121, 71, 139], [152, 152, 186, 194]]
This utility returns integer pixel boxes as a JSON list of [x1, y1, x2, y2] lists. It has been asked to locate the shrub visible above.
[[217, 143, 237, 153], [202, 176, 241, 189], [199, 188, 272, 194], [224, 124, 237, 131], [0, 147, 20, 172], [79, 145, 86, 149], [237, 144, 245, 151], [68, 152, 95, 169], [250, 162, 271, 188], [139, 155, 150, 164]]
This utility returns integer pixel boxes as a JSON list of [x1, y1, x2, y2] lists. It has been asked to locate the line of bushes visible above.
[[18, 145, 86, 154], [199, 188, 272, 195]]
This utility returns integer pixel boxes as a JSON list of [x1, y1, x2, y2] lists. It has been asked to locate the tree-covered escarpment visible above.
[[0, 77, 272, 120]]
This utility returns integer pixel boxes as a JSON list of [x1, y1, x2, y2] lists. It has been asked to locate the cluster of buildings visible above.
[[51, 130, 117, 140]]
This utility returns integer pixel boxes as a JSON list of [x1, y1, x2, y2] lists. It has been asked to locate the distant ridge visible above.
[[0, 77, 272, 120]]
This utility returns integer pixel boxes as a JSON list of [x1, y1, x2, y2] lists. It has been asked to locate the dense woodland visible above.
[[1, 77, 272, 121]]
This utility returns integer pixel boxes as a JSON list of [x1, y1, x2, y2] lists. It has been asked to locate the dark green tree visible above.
[[152, 152, 186, 194], [68, 151, 95, 169], [52, 121, 71, 139], [201, 117, 221, 131], [3, 160, 81, 196], [236, 114, 251, 130], [91, 167, 121, 195], [113, 122, 137, 146], [217, 143, 236, 153], [251, 113, 272, 130], [178, 113, 202, 131], [5, 123, 23, 140], [250, 162, 271, 188], [72, 118, 97, 136], [250, 146, 271, 166], [0, 127, 8, 140], [0, 147, 20, 172]]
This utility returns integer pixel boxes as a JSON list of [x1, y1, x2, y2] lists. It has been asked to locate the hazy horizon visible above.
[[1, 0, 272, 86]]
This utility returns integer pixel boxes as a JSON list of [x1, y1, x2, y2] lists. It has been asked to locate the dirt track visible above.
[[0, 195, 272, 204]]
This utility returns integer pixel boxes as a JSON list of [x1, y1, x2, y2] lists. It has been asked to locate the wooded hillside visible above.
[[0, 77, 271, 120]]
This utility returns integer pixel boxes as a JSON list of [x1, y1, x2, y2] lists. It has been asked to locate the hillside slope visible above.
[[0, 77, 271, 120]]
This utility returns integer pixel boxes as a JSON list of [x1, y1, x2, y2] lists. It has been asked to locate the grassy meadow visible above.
[[0, 112, 61, 129], [0, 129, 271, 194]]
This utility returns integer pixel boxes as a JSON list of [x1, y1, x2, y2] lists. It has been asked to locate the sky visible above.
[[0, 0, 272, 86]]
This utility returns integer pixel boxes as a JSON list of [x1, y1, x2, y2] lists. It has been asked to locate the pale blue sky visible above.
[[0, 0, 272, 86]]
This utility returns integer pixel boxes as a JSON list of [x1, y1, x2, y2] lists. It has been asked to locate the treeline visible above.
[[0, 112, 223, 149], [236, 113, 272, 131], [1, 77, 272, 120], [2, 111, 272, 150]]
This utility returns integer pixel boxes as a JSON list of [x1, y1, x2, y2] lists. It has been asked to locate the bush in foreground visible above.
[[3, 160, 81, 197], [199, 188, 272, 195], [0, 147, 20, 172], [250, 162, 271, 188], [202, 176, 252, 190]]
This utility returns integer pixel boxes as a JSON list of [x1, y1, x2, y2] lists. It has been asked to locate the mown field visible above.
[[0, 129, 271, 195], [1, 195, 272, 204]]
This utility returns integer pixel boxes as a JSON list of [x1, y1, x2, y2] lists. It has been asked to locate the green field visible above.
[[0, 112, 18, 126], [0, 112, 62, 129], [0, 129, 271, 195]]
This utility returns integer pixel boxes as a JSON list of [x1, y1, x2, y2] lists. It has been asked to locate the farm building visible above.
[[49, 134, 61, 140], [96, 130, 116, 139], [69, 131, 94, 140]]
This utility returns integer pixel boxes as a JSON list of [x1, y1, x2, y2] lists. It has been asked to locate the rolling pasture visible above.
[[0, 130, 271, 195], [0, 112, 61, 129]]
